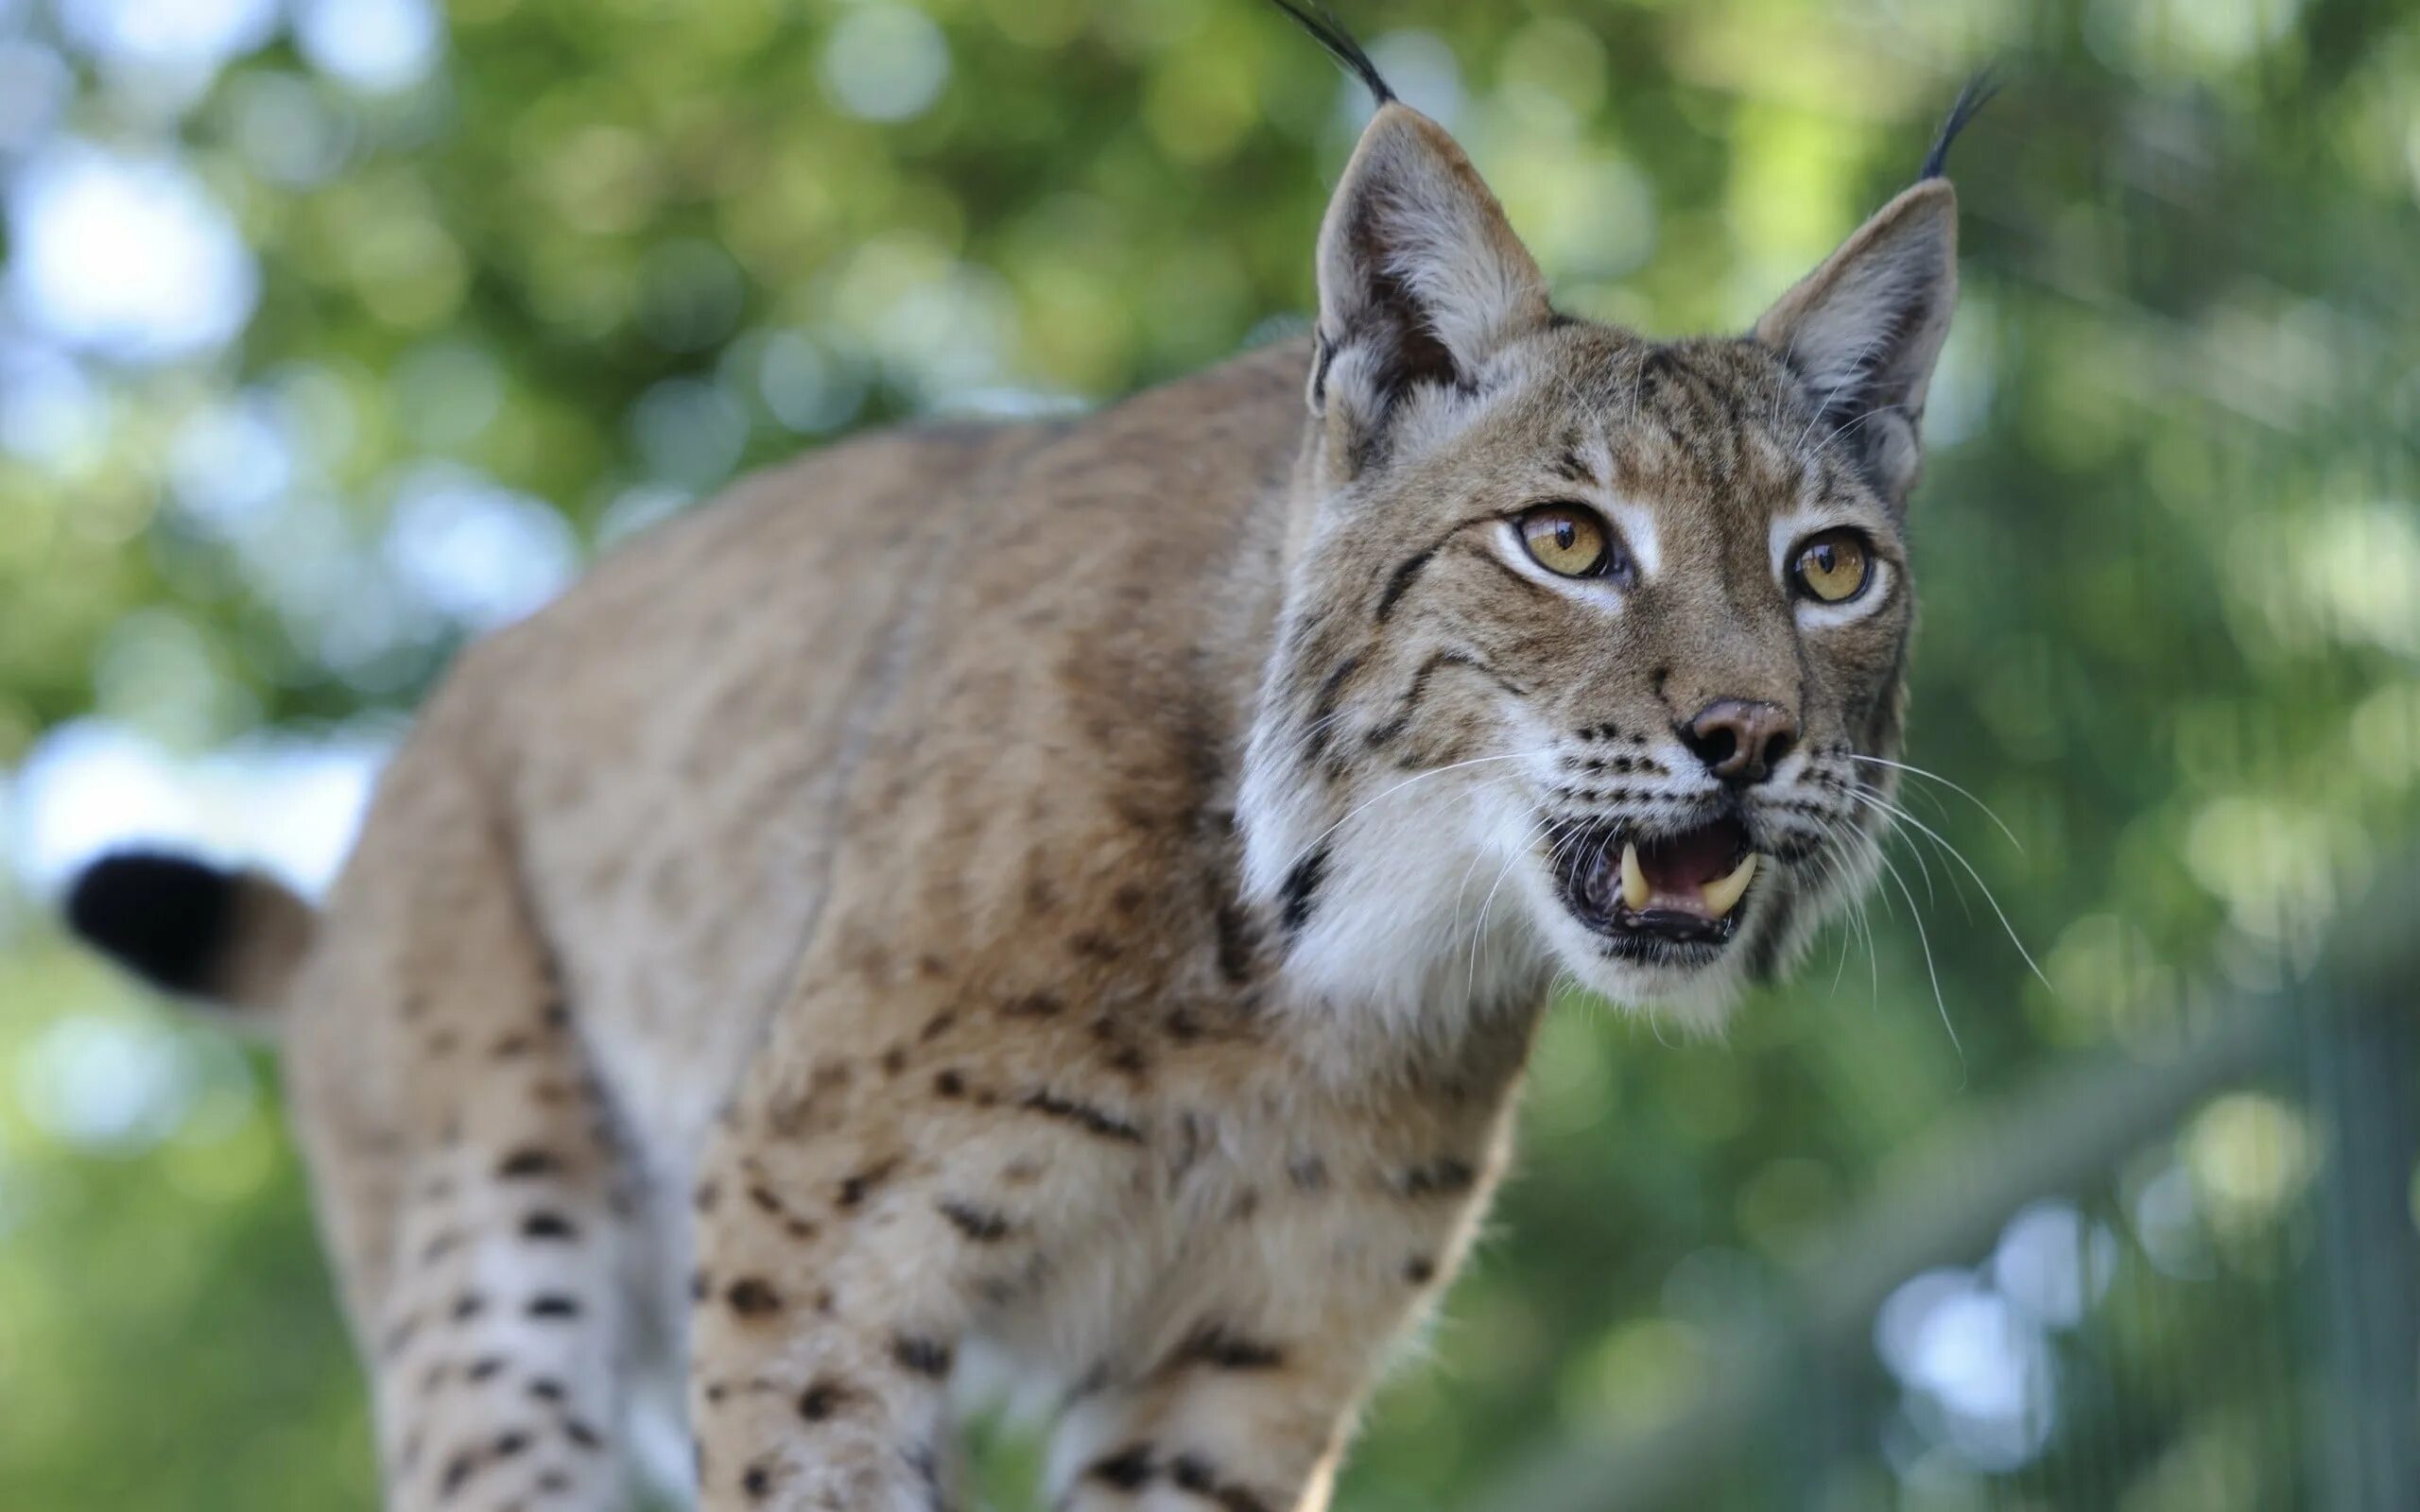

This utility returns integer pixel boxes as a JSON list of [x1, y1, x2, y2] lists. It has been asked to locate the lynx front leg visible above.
[[687, 1026, 1154, 1512], [1054, 1366, 1353, 1512], [1048, 1144, 1500, 1512]]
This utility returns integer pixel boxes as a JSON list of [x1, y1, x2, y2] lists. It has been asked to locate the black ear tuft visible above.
[[1920, 68, 2000, 180], [1263, 0, 1395, 105], [66, 850, 240, 998]]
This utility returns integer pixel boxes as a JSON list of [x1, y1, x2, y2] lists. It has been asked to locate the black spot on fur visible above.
[[1406, 1256, 1438, 1284], [467, 1356, 504, 1382], [1278, 846, 1327, 936], [497, 1149, 561, 1179], [1173, 1322, 1286, 1373], [527, 1295, 581, 1320], [1089, 1443, 1155, 1490], [1069, 931, 1122, 961], [493, 1430, 529, 1459], [451, 1294, 486, 1322], [62, 850, 239, 999], [1169, 1455, 1273, 1512], [528, 1378, 565, 1404], [934, 1069, 966, 1098], [725, 1278, 782, 1316], [742, 1463, 773, 1500], [938, 1201, 1012, 1242], [798, 1378, 848, 1421], [838, 1161, 898, 1208], [1401, 1158, 1478, 1198], [891, 1334, 954, 1378], [520, 1212, 577, 1242]]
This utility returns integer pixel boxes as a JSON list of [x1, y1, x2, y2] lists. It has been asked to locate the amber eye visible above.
[[1516, 504, 1621, 579], [1791, 528, 1874, 604]]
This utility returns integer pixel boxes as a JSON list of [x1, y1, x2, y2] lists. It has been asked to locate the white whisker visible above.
[[1305, 747, 1558, 854], [1872, 846, 1962, 1076], [1841, 753, 2025, 854], [1839, 785, 2052, 995]]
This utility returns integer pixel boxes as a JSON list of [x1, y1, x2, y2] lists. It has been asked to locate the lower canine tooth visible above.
[[1703, 853, 1759, 919], [1618, 842, 1651, 911]]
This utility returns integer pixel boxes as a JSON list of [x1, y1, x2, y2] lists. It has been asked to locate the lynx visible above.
[[69, 10, 1985, 1510]]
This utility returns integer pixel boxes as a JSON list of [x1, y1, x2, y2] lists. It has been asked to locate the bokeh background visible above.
[[1, 0, 2415, 1508]]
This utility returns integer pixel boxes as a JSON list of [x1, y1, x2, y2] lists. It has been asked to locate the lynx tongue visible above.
[[1617, 820, 1758, 920]]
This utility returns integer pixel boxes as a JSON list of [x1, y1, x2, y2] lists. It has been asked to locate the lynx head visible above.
[[1240, 57, 1979, 1040]]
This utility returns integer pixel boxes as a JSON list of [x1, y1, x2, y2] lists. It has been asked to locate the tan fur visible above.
[[120, 100, 1962, 1511]]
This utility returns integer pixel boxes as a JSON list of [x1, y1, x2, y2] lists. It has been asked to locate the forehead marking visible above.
[[1602, 499, 1662, 579]]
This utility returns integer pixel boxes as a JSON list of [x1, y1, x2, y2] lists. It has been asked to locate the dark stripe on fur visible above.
[[1169, 1322, 1287, 1373], [1019, 1091, 1146, 1144], [1374, 547, 1439, 623], [1365, 650, 1527, 747], [1278, 845, 1328, 935], [1302, 654, 1362, 765]]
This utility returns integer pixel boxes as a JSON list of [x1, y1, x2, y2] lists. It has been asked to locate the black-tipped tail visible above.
[[66, 850, 315, 1018], [67, 851, 237, 996], [1920, 68, 2001, 180]]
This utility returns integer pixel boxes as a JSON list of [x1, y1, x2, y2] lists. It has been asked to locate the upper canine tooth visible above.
[[1618, 842, 1651, 911], [1703, 853, 1759, 919]]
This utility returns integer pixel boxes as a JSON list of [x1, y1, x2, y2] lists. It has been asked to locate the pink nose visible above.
[[1681, 699, 1799, 786]]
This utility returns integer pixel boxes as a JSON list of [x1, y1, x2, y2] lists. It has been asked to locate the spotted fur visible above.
[[68, 46, 1974, 1512]]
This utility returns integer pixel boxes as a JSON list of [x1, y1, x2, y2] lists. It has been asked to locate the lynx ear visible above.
[[1756, 180, 1958, 505], [1310, 104, 1549, 465]]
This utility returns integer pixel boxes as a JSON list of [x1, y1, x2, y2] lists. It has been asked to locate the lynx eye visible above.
[[1516, 504, 1621, 579], [1791, 528, 1873, 604]]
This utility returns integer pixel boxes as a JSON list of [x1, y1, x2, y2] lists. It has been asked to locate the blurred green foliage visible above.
[[1, 0, 2415, 1508]]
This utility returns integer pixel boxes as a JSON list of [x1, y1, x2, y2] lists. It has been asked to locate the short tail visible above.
[[64, 850, 318, 1027]]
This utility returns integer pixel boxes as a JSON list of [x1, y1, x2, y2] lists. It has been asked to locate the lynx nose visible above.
[[1681, 699, 1799, 786]]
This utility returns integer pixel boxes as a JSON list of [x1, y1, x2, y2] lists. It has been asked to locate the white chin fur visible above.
[[1512, 864, 1754, 1037], [1245, 738, 1876, 1055], [1249, 775, 1558, 1062]]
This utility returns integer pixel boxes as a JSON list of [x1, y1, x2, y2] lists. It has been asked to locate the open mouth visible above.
[[1550, 813, 1761, 957]]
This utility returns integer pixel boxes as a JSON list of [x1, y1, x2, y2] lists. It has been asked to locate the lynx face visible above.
[[1243, 106, 1958, 1034]]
